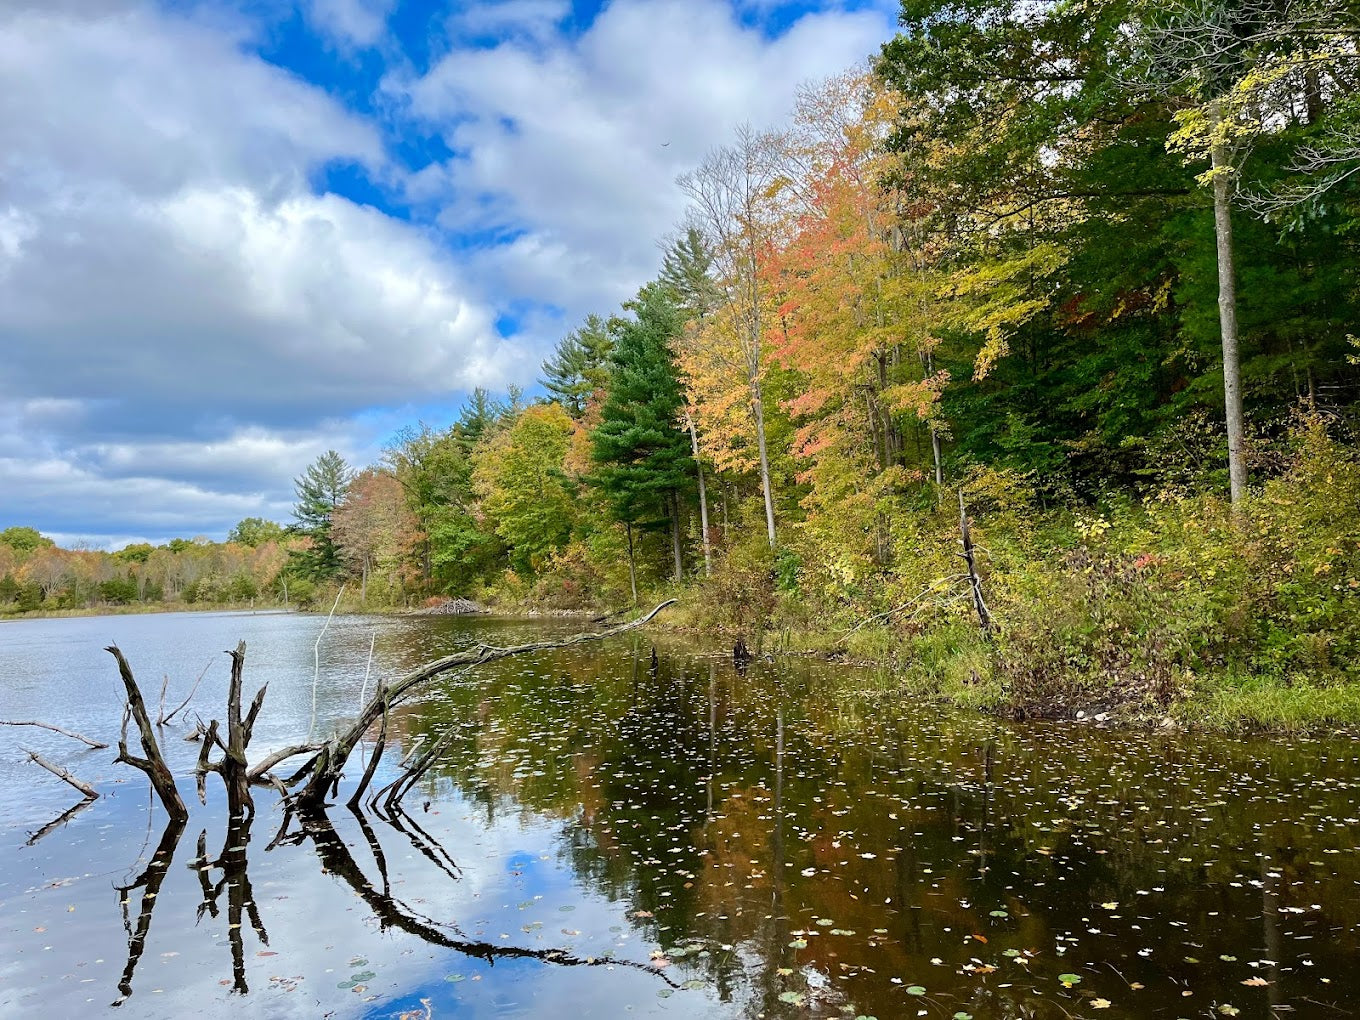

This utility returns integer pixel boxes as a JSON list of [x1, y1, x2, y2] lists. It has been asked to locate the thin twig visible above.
[[308, 585, 346, 742], [161, 659, 212, 725]]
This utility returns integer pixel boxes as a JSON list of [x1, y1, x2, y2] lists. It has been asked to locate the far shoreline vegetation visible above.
[[11, 5, 1360, 735]]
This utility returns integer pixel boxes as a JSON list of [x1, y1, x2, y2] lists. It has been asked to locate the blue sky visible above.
[[0, 0, 899, 548]]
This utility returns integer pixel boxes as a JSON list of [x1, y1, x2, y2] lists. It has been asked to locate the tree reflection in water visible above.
[[107, 796, 676, 1009]]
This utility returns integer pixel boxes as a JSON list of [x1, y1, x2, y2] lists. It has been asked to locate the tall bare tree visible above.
[[678, 125, 782, 548]]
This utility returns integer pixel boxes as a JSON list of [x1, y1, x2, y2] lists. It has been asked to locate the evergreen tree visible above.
[[591, 283, 695, 586], [453, 388, 497, 455], [289, 450, 353, 580], [660, 228, 721, 319], [540, 315, 615, 418]]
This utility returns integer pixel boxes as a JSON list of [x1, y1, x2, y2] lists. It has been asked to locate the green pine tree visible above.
[[591, 283, 695, 590], [540, 315, 615, 419], [289, 450, 353, 580]]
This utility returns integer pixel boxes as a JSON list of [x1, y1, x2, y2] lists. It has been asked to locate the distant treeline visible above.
[[0, 524, 298, 613]]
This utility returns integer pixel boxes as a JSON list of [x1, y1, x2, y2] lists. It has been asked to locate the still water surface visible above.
[[1, 610, 1358, 1019]]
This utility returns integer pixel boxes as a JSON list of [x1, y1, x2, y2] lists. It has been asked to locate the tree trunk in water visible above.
[[1210, 102, 1247, 508], [750, 375, 777, 548], [686, 412, 712, 576], [625, 521, 638, 606], [106, 645, 189, 821], [670, 491, 684, 583], [223, 641, 254, 819]]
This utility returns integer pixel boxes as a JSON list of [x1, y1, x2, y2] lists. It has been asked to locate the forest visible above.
[[7, 0, 1360, 729]]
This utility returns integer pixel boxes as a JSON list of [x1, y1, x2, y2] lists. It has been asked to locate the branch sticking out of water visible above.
[[24, 749, 99, 800], [2, 719, 108, 749], [289, 599, 678, 810], [106, 645, 189, 822]]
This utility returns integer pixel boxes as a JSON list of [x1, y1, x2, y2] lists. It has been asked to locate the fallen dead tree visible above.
[[284, 599, 677, 810], [3, 604, 682, 1006]]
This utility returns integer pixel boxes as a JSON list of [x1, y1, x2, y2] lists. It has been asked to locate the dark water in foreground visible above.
[[1, 611, 1358, 1019]]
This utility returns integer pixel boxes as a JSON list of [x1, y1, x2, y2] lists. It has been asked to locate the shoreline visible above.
[[6, 596, 1358, 737]]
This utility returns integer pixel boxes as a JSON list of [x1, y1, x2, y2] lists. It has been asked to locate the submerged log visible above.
[[25, 749, 99, 800]]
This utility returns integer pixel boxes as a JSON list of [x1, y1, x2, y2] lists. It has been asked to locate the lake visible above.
[[1, 610, 1358, 1019]]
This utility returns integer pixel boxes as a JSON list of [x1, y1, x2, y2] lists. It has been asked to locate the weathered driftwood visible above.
[[346, 687, 388, 810], [194, 719, 221, 806], [25, 749, 99, 800], [104, 601, 677, 823], [106, 645, 188, 822], [289, 599, 677, 809], [246, 742, 324, 785], [1, 719, 108, 749], [191, 643, 281, 818], [222, 642, 255, 817]]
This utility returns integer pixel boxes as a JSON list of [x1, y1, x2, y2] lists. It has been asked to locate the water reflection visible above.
[[382, 639, 1360, 1019], [194, 814, 267, 994], [26, 796, 97, 847], [113, 816, 186, 1006], [5, 613, 1360, 1019]]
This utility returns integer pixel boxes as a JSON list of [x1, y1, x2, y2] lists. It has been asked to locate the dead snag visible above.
[[1, 719, 108, 749], [160, 659, 211, 725], [194, 719, 221, 806], [958, 491, 996, 637], [290, 599, 677, 810], [222, 642, 253, 818], [106, 645, 188, 822]]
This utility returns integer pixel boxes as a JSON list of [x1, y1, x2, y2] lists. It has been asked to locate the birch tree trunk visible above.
[[685, 412, 712, 576], [1210, 101, 1247, 507], [751, 372, 777, 548]]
